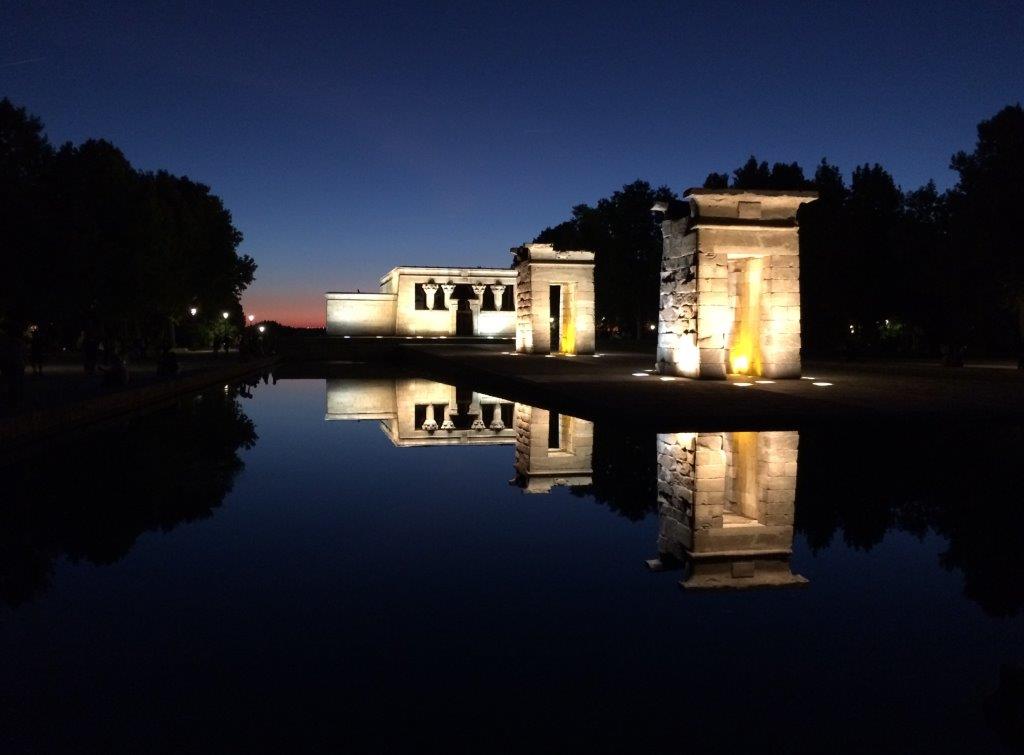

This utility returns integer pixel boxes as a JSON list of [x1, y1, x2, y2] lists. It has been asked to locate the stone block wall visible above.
[[656, 222, 700, 377], [515, 260, 534, 352]]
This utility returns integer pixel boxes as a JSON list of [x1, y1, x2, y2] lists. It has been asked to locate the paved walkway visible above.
[[403, 344, 1024, 431]]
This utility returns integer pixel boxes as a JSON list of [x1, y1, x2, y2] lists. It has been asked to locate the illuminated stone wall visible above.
[[656, 190, 816, 379], [512, 243, 595, 355], [326, 266, 516, 337], [655, 430, 805, 589], [325, 293, 397, 336]]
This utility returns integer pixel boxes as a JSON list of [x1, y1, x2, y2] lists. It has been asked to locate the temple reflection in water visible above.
[[651, 431, 806, 590], [325, 378, 802, 590], [325, 378, 594, 492]]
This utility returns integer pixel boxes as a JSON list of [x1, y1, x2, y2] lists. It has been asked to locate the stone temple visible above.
[[655, 189, 817, 379], [325, 243, 595, 356]]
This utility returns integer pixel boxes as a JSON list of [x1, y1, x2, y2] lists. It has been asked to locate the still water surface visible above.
[[2, 371, 1022, 753]]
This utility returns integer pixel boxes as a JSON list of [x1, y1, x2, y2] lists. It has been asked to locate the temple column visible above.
[[489, 403, 505, 431], [421, 404, 438, 433], [440, 282, 457, 334], [422, 282, 439, 310], [489, 284, 507, 311], [440, 408, 455, 431], [471, 285, 487, 334], [469, 393, 485, 430]]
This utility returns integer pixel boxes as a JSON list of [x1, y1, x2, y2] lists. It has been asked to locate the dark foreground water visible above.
[[1, 371, 1022, 754]]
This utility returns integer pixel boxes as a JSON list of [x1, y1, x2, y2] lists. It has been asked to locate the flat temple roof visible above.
[[684, 188, 819, 197]]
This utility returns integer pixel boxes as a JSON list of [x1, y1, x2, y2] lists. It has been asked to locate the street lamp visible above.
[[189, 307, 197, 317], [247, 314, 255, 323], [222, 311, 229, 320], [258, 325, 266, 334]]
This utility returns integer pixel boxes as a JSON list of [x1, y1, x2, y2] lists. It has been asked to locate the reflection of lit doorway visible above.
[[547, 410, 574, 453], [724, 431, 763, 527], [549, 284, 576, 354], [456, 298, 473, 336]]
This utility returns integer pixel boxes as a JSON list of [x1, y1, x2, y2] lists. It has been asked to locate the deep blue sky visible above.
[[3, 1, 1022, 324]]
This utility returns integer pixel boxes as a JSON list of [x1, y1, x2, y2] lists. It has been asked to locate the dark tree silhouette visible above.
[[0, 98, 255, 352], [948, 104, 1024, 365], [535, 180, 677, 338]]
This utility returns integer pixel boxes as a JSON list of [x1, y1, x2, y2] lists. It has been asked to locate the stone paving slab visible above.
[[402, 344, 1024, 431]]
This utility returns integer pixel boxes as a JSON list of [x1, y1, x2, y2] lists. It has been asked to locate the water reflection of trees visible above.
[[795, 425, 1024, 618], [0, 379, 260, 607], [570, 426, 657, 521]]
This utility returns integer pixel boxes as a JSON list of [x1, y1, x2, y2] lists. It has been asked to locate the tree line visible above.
[[0, 97, 255, 354], [536, 104, 1024, 363]]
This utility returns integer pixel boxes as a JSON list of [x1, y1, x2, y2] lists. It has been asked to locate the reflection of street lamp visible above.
[[189, 307, 197, 317], [222, 311, 229, 320]]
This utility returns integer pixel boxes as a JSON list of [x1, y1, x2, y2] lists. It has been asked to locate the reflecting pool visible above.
[[1, 371, 1022, 753]]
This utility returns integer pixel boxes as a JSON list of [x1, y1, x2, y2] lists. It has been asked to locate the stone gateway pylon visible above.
[[654, 189, 817, 379], [512, 243, 595, 355]]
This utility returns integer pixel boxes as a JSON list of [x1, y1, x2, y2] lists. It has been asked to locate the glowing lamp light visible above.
[[222, 311, 230, 320], [247, 314, 255, 323], [732, 354, 750, 374], [648, 324, 656, 331], [257, 325, 266, 334], [189, 307, 198, 317]]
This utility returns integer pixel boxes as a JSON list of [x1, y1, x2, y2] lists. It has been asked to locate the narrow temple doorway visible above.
[[456, 298, 473, 336], [549, 285, 560, 349]]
